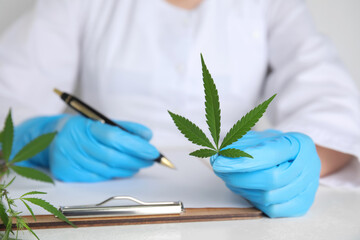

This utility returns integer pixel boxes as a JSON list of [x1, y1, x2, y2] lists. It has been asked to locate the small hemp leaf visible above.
[[0, 108, 75, 239], [218, 148, 254, 159], [0, 202, 9, 227], [2, 109, 14, 162], [17, 217, 40, 240], [220, 94, 276, 150], [11, 132, 57, 164], [3, 113, 57, 184], [9, 166, 54, 184], [21, 198, 76, 228], [20, 199, 36, 221], [201, 54, 221, 149], [168, 54, 276, 159], [4, 176, 16, 189], [168, 111, 214, 149], [190, 149, 218, 158], [19, 191, 46, 221]]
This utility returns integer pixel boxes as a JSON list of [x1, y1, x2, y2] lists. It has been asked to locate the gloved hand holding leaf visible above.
[[168, 54, 320, 218]]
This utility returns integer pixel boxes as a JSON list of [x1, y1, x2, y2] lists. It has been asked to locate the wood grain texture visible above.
[[0, 208, 263, 230]]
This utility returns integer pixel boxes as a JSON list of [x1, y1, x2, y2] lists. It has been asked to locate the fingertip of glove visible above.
[[147, 148, 161, 161], [212, 156, 242, 173], [132, 141, 160, 161]]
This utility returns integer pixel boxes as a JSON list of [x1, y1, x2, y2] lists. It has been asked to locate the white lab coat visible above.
[[0, 0, 359, 187]]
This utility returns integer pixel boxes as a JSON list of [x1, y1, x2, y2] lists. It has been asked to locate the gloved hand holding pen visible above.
[[12, 114, 160, 182], [211, 130, 321, 218]]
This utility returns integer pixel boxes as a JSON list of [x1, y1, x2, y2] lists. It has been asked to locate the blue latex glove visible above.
[[211, 130, 321, 218], [13, 114, 159, 182]]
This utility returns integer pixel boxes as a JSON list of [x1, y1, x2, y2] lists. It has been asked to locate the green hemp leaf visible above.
[[0, 110, 57, 183], [21, 198, 76, 228], [0, 109, 76, 239], [201, 55, 221, 148], [11, 132, 56, 164], [9, 166, 54, 184], [0, 202, 9, 228], [0, 130, 3, 143], [2, 109, 14, 162], [168, 54, 276, 159]]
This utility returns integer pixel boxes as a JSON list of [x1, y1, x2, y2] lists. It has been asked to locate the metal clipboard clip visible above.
[[59, 196, 184, 218]]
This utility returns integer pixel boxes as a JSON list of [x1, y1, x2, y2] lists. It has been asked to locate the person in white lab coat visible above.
[[0, 0, 359, 217]]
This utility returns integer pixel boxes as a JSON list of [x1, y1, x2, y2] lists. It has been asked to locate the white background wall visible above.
[[0, 0, 359, 88]]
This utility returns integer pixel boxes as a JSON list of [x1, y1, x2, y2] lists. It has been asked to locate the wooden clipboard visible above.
[[1, 207, 262, 230], [2, 151, 264, 230], [1, 196, 263, 230]]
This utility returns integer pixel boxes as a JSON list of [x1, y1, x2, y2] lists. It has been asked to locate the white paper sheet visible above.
[[6, 148, 251, 215]]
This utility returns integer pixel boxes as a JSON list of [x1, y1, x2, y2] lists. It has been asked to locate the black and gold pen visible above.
[[53, 88, 175, 169]]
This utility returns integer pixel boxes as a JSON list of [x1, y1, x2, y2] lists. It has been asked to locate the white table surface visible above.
[[15, 185, 360, 240]]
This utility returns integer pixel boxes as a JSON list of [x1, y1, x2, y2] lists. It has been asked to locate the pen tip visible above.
[[53, 88, 63, 96], [160, 156, 176, 169]]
